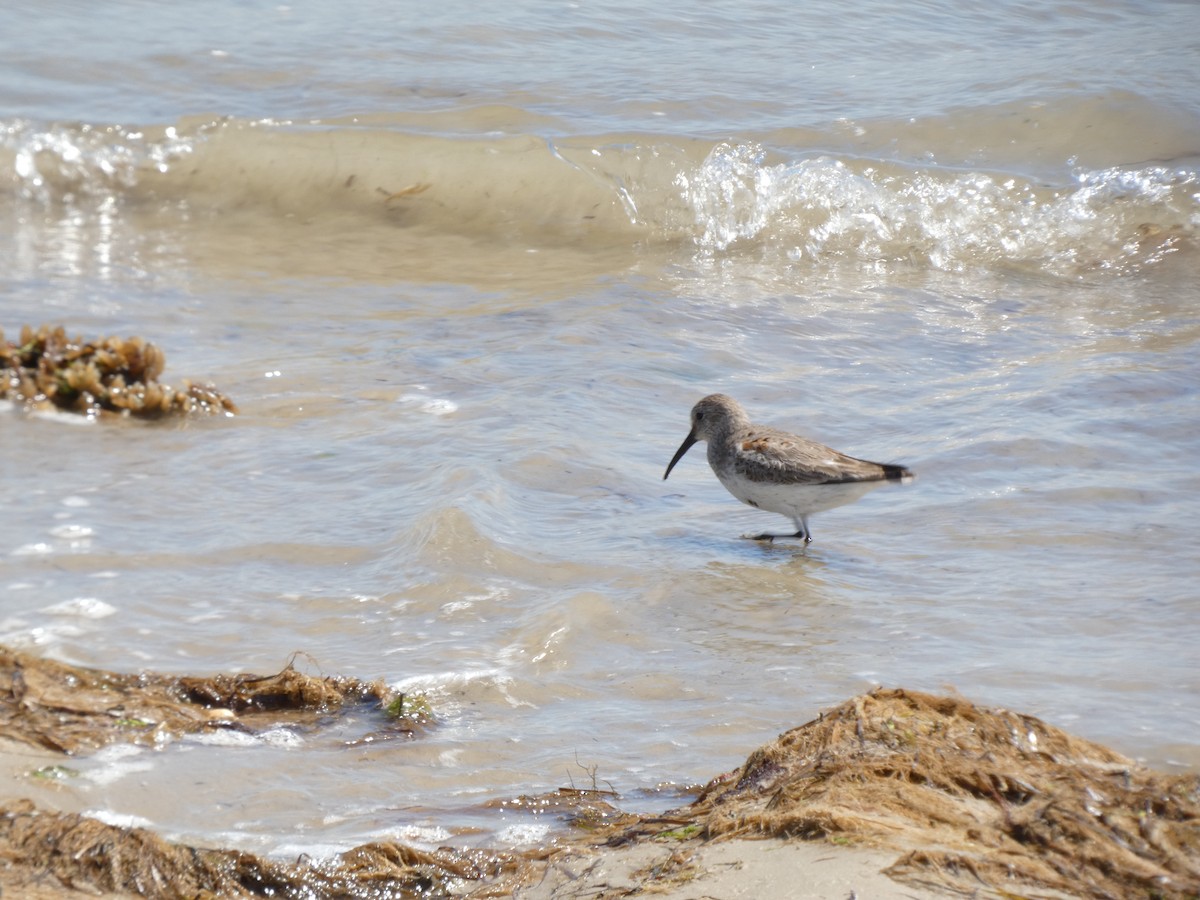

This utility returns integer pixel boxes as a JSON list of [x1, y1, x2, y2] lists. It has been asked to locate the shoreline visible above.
[[2, 647, 1197, 898]]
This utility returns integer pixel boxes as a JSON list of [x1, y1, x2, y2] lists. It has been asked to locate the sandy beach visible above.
[[517, 838, 949, 899]]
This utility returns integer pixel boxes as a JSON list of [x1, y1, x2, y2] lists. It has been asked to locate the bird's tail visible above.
[[882, 463, 915, 483]]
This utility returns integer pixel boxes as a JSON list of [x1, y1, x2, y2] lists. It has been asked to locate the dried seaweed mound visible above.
[[0, 324, 236, 418], [0, 647, 410, 755], [683, 688, 1200, 899], [0, 799, 528, 900]]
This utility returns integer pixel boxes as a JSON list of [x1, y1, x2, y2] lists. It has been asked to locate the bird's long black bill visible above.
[[663, 432, 699, 480]]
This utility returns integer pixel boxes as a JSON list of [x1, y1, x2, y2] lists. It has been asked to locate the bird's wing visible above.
[[734, 428, 888, 485]]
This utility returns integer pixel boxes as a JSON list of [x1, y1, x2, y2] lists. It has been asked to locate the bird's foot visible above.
[[741, 531, 812, 543]]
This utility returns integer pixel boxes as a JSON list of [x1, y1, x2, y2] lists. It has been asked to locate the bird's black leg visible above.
[[745, 517, 812, 543]]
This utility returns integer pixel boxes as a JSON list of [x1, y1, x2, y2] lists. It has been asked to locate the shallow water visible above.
[[2, 0, 1199, 856]]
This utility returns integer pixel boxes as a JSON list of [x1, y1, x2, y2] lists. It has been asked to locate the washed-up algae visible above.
[[0, 799, 533, 900], [615, 688, 1200, 899], [486, 787, 637, 832], [0, 324, 236, 418], [1, 649, 1197, 899], [0, 647, 417, 755]]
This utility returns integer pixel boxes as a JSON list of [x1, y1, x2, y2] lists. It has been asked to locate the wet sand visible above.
[[520, 839, 949, 899]]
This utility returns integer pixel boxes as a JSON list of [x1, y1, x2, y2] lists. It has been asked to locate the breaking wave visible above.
[[2, 101, 1197, 277], [679, 142, 1198, 274]]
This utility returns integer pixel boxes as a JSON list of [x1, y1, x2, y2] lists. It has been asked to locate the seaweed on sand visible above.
[[3, 649, 1197, 899], [636, 688, 1200, 899], [0, 799, 531, 900]]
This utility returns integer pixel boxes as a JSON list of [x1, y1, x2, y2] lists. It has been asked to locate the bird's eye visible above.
[[695, 411, 704, 421]]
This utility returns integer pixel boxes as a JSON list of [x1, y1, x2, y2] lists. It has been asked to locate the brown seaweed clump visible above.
[[627, 688, 1200, 900], [0, 799, 532, 900], [0, 324, 237, 418], [0, 646, 420, 755]]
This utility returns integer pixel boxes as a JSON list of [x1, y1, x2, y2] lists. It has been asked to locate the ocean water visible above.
[[1, 0, 1198, 856]]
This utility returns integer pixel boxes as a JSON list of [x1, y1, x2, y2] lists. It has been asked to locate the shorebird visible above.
[[663, 394, 913, 542]]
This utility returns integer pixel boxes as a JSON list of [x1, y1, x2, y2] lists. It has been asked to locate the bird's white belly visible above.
[[717, 472, 887, 519]]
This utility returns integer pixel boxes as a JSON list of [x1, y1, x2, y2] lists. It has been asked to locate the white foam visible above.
[[259, 727, 305, 747], [270, 841, 351, 862], [27, 407, 96, 425], [49, 523, 94, 540], [85, 744, 154, 787], [495, 822, 551, 845], [84, 809, 156, 830], [381, 823, 453, 846], [679, 141, 1199, 274], [42, 597, 117, 619], [12, 542, 53, 556], [396, 386, 458, 416], [187, 727, 303, 748]]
